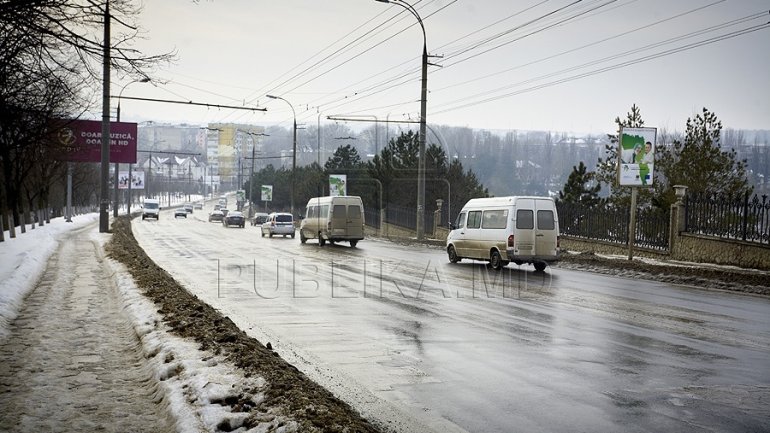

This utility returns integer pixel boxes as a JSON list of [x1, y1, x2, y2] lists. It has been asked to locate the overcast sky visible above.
[[113, 0, 770, 135]]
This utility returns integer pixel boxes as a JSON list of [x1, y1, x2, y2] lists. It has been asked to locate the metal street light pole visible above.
[[375, 0, 428, 239], [116, 77, 150, 217], [266, 94, 297, 216]]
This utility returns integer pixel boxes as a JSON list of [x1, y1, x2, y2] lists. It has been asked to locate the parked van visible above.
[[446, 196, 559, 271], [299, 196, 365, 247], [142, 198, 161, 220]]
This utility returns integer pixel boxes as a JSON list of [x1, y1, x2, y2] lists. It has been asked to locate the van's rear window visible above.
[[537, 210, 555, 230], [516, 210, 533, 229]]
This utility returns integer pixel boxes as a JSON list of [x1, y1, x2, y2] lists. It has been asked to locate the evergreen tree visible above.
[[596, 104, 644, 205], [558, 161, 601, 206], [655, 107, 752, 207]]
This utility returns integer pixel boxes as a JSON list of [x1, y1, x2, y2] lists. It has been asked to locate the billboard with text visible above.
[[56, 119, 137, 163]]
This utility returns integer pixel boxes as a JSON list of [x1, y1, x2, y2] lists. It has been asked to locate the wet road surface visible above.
[[132, 208, 770, 432]]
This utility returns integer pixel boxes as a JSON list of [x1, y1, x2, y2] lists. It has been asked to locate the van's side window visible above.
[[320, 205, 329, 218], [307, 206, 316, 218], [467, 211, 482, 229], [516, 209, 534, 229], [455, 212, 466, 229], [537, 210, 555, 230], [481, 210, 507, 229]]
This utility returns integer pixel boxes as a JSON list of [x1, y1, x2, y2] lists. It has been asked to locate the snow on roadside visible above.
[[0, 214, 99, 342], [101, 248, 291, 433], [1, 215, 293, 432]]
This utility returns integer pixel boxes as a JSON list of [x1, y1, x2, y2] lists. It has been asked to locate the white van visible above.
[[446, 196, 559, 271], [299, 196, 365, 247], [141, 198, 160, 220]]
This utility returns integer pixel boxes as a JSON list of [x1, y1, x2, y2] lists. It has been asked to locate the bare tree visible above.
[[0, 0, 173, 224]]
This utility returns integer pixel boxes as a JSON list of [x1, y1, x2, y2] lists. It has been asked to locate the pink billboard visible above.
[[56, 119, 137, 163]]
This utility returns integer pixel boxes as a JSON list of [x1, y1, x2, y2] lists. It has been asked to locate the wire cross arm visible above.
[[115, 96, 267, 112]]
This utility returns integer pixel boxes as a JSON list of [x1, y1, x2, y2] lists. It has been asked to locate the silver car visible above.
[[261, 212, 295, 238]]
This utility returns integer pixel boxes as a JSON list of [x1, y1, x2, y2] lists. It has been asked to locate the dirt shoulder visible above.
[[107, 216, 383, 433]]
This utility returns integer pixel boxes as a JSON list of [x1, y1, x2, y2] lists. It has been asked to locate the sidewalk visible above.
[[0, 224, 176, 432]]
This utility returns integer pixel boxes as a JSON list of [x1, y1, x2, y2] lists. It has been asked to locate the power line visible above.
[[431, 21, 770, 116]]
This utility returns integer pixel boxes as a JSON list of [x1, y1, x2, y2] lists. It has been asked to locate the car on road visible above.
[[208, 209, 224, 223], [141, 198, 160, 220], [251, 212, 269, 226], [193, 202, 204, 210], [184, 203, 194, 213], [261, 212, 295, 238], [223, 210, 246, 228], [174, 208, 188, 218]]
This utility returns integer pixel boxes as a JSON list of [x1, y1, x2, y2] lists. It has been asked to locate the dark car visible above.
[[208, 210, 224, 223], [223, 210, 245, 228]]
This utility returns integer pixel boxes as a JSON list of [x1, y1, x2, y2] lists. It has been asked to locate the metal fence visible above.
[[556, 201, 670, 251], [685, 192, 770, 245]]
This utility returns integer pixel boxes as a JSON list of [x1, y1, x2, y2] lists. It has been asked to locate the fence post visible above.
[[742, 191, 750, 241], [669, 185, 688, 256]]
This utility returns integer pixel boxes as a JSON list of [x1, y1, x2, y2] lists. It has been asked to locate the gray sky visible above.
[[114, 0, 770, 134]]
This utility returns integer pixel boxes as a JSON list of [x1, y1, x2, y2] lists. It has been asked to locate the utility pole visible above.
[[99, 1, 111, 233]]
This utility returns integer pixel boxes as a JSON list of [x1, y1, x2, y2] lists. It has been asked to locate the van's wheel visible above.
[[490, 250, 504, 270], [319, 237, 326, 247], [447, 245, 460, 263], [350, 240, 358, 248], [300, 231, 307, 244], [534, 262, 547, 272]]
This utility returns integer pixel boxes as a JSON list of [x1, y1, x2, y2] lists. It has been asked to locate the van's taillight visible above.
[[507, 234, 514, 247]]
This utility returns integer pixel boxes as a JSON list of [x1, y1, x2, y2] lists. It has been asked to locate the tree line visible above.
[[1, 1, 170, 229], [245, 130, 488, 222]]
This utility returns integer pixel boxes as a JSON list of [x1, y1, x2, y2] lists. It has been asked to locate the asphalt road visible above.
[[132, 206, 770, 433]]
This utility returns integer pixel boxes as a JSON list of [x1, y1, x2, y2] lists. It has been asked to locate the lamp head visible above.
[[374, 0, 390, 2], [266, 94, 278, 99]]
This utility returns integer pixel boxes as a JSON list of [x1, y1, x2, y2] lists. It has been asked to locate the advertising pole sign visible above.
[[56, 119, 138, 163], [329, 174, 347, 196], [618, 126, 656, 187], [118, 171, 144, 190], [261, 185, 273, 202]]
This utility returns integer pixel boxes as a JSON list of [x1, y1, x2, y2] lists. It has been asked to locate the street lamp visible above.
[[266, 94, 297, 216], [375, 0, 429, 239], [115, 77, 150, 217]]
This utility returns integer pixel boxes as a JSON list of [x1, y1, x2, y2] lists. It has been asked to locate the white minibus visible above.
[[299, 196, 365, 247], [446, 196, 560, 271]]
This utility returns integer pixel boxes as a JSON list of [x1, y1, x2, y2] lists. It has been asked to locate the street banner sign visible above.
[[618, 127, 656, 187], [118, 171, 144, 190], [261, 185, 273, 201], [329, 174, 347, 196]]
